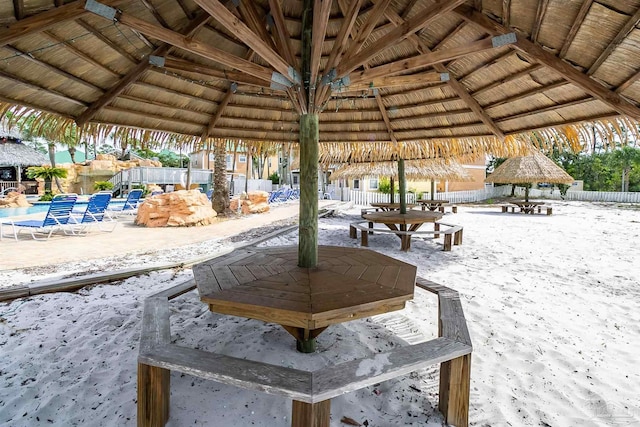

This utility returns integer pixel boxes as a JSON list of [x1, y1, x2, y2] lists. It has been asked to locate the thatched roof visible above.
[[331, 159, 473, 181], [0, 1, 639, 158], [485, 152, 574, 184], [0, 139, 49, 167]]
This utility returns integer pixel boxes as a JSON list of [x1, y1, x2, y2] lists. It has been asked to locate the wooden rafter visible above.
[[0, 69, 86, 107], [337, 0, 467, 78], [76, 12, 210, 127], [348, 38, 500, 86], [374, 90, 398, 144], [494, 96, 592, 122], [239, 1, 277, 51], [587, 6, 640, 75], [401, 0, 420, 19], [13, 0, 24, 21], [341, 0, 392, 62], [0, 0, 126, 48], [382, 8, 506, 140], [559, 0, 593, 58], [162, 57, 272, 88], [76, 19, 139, 64], [502, 0, 511, 28], [433, 22, 467, 50], [454, 4, 640, 121], [616, 69, 640, 93], [140, 0, 170, 28], [202, 89, 233, 138], [193, 0, 294, 83], [484, 81, 568, 110], [314, 0, 363, 108], [342, 72, 447, 91], [472, 64, 544, 96], [531, 0, 549, 43], [176, 0, 193, 19], [267, 0, 297, 66], [309, 0, 332, 112]]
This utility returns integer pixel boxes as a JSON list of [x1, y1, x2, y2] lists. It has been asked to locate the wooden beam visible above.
[[484, 80, 568, 110], [337, 0, 467, 78], [374, 88, 397, 144], [559, 0, 593, 58], [239, 0, 277, 52], [193, 0, 294, 82], [113, 12, 274, 82], [0, 0, 126, 48], [162, 57, 272, 88], [202, 89, 234, 138], [472, 64, 544, 97], [383, 8, 505, 140], [342, 0, 392, 61], [494, 96, 592, 122], [401, 0, 420, 19], [268, 0, 298, 66], [531, 0, 549, 43], [587, 6, 640, 75], [75, 19, 139, 65], [310, 0, 332, 90], [433, 22, 467, 51], [348, 37, 499, 86], [616, 69, 640, 93], [314, 0, 363, 108], [0, 69, 86, 106], [454, 5, 640, 121], [140, 0, 170, 28], [76, 12, 210, 127], [343, 71, 446, 91], [502, 0, 511, 28], [13, 0, 24, 21]]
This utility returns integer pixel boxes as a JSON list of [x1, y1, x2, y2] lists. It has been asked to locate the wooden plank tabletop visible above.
[[193, 246, 417, 330], [362, 210, 443, 225]]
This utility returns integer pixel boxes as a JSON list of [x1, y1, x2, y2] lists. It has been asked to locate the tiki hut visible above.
[[0, 137, 49, 194], [485, 152, 574, 201], [0, 0, 638, 263]]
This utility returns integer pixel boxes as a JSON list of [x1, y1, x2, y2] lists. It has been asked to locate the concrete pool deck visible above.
[[0, 200, 339, 271]]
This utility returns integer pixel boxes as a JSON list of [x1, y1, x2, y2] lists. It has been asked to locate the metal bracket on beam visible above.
[[288, 67, 302, 85], [85, 0, 117, 20], [330, 76, 351, 91], [492, 32, 517, 48], [148, 56, 165, 67], [271, 71, 294, 89], [440, 73, 450, 82]]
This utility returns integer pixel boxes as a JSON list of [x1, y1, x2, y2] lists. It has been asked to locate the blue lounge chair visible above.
[[0, 193, 78, 241], [67, 192, 117, 234], [106, 189, 143, 218]]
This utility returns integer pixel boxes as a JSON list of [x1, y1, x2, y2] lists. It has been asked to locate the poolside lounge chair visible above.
[[67, 192, 117, 235], [106, 189, 143, 218], [0, 193, 78, 241]]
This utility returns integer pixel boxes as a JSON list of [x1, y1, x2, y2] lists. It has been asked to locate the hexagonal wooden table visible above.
[[193, 245, 417, 352]]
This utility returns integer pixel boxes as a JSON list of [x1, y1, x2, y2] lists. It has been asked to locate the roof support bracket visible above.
[[84, 0, 116, 21]]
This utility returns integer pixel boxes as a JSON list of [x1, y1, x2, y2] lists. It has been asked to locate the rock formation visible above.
[[0, 192, 32, 208], [135, 190, 217, 227], [229, 191, 270, 215]]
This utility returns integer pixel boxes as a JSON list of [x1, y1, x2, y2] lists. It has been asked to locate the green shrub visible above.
[[94, 181, 114, 191], [39, 191, 54, 202], [268, 172, 280, 184]]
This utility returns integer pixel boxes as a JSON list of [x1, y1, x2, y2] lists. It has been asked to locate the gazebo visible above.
[[0, 136, 49, 194], [485, 151, 575, 201], [1, 1, 640, 426]]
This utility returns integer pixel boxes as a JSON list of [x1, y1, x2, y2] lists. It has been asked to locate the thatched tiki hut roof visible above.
[[331, 159, 473, 182], [0, 138, 49, 167], [0, 1, 639, 154]]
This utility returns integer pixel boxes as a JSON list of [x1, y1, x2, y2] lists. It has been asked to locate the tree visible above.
[[611, 146, 640, 192], [212, 141, 231, 216], [26, 166, 67, 192]]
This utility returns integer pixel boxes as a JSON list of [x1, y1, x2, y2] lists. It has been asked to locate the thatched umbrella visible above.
[[485, 152, 574, 201], [332, 159, 472, 203], [0, 139, 50, 190]]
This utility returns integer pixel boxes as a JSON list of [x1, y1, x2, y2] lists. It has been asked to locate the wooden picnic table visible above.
[[193, 245, 417, 352], [416, 199, 450, 211], [510, 201, 545, 214], [362, 210, 444, 251], [370, 202, 417, 211]]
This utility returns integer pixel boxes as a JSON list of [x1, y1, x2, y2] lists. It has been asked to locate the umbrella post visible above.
[[525, 184, 530, 202], [398, 159, 407, 214], [430, 180, 435, 199], [390, 177, 394, 203], [298, 113, 319, 268]]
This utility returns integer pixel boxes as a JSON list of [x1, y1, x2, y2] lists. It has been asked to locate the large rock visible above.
[[230, 191, 270, 215], [0, 192, 32, 208], [135, 190, 217, 227]]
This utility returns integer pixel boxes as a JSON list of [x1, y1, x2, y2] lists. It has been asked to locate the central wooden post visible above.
[[298, 114, 319, 269], [398, 159, 407, 214]]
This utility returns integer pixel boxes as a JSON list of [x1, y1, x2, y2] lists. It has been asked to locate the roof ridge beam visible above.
[[454, 4, 640, 121]]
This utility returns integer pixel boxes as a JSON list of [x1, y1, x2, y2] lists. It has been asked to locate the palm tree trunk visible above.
[[48, 143, 64, 192], [212, 143, 230, 216]]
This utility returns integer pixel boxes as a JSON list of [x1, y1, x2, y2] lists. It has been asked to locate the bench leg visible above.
[[501, 206, 507, 213], [138, 363, 170, 427], [438, 206, 445, 213], [434, 223, 440, 239], [443, 234, 452, 251], [368, 222, 374, 234], [452, 206, 457, 213], [546, 207, 552, 215], [292, 400, 330, 427], [454, 229, 463, 245], [349, 225, 357, 239], [361, 229, 368, 247], [439, 354, 471, 427]]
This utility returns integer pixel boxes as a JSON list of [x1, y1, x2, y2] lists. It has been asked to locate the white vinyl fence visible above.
[[349, 186, 639, 205]]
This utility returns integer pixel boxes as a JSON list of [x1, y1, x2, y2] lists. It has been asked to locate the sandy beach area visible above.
[[0, 199, 638, 426]]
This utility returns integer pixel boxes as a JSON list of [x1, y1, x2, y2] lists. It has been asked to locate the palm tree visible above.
[[26, 166, 68, 192], [212, 141, 231, 216], [611, 146, 640, 192]]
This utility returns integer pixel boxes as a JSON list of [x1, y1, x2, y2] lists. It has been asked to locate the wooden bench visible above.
[[438, 205, 458, 214], [500, 205, 552, 215], [349, 221, 463, 251], [137, 277, 472, 427]]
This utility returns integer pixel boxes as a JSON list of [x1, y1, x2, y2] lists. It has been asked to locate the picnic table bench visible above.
[[350, 220, 463, 251], [500, 201, 552, 215]]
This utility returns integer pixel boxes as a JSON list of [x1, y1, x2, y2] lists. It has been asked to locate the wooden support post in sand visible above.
[[439, 354, 471, 426], [292, 400, 330, 427], [137, 363, 170, 427], [298, 113, 319, 268]]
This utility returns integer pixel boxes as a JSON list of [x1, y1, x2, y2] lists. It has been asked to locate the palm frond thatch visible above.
[[331, 159, 473, 182], [0, 140, 50, 167], [484, 152, 574, 184]]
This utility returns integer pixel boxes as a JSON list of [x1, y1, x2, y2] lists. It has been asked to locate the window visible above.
[[239, 155, 247, 163], [225, 154, 233, 170], [293, 175, 299, 185], [369, 178, 378, 190], [353, 179, 360, 189]]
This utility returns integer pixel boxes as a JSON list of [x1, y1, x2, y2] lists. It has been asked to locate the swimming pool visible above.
[[0, 201, 127, 218]]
